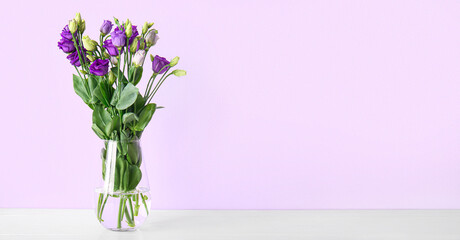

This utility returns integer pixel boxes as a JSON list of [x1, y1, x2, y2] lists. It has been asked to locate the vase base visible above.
[[95, 188, 151, 231], [107, 227, 138, 232]]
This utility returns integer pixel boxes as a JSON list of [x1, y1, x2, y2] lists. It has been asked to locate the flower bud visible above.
[[150, 54, 154, 62], [108, 71, 116, 85], [79, 19, 86, 33], [82, 36, 97, 51], [142, 22, 149, 35], [142, 22, 154, 35], [169, 56, 179, 67], [125, 21, 133, 38], [75, 13, 82, 24], [80, 70, 88, 75], [100, 20, 113, 35], [132, 50, 146, 66], [138, 39, 145, 50], [172, 69, 186, 77], [86, 54, 95, 62], [145, 30, 159, 47], [110, 56, 118, 65], [130, 37, 140, 53], [68, 20, 78, 34], [103, 52, 110, 58]]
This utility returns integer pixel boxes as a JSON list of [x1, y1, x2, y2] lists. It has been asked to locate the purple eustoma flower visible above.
[[58, 38, 76, 53], [112, 25, 138, 47], [90, 59, 110, 76], [66, 47, 89, 67], [152, 55, 170, 74], [111, 27, 126, 47], [100, 20, 113, 35], [103, 39, 120, 56], [67, 51, 82, 66], [58, 25, 77, 53], [60, 25, 73, 40]]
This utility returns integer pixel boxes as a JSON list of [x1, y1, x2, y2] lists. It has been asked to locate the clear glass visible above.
[[95, 140, 150, 231]]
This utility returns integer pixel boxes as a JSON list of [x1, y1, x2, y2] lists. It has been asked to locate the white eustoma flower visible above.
[[145, 30, 159, 47], [132, 50, 146, 66], [110, 56, 118, 66]]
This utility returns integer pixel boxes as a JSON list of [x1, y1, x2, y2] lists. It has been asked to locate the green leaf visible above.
[[90, 90, 99, 104], [136, 150, 142, 167], [128, 66, 143, 85], [93, 86, 107, 107], [126, 142, 140, 165], [102, 81, 114, 102], [111, 67, 128, 83], [92, 105, 111, 132], [116, 83, 139, 110], [93, 81, 112, 107], [73, 74, 90, 103], [115, 155, 127, 191], [91, 123, 107, 139], [88, 76, 100, 104], [88, 75, 99, 92], [110, 86, 121, 106], [119, 130, 130, 155], [122, 164, 130, 191], [123, 112, 139, 125], [127, 165, 142, 190], [133, 103, 156, 131], [104, 116, 119, 137], [133, 93, 146, 115]]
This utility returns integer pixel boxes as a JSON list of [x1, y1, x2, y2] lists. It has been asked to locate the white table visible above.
[[1, 209, 460, 239]]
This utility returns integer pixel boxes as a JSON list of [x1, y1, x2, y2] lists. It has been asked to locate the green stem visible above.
[[74, 66, 84, 80], [117, 197, 124, 229], [100, 35, 105, 55], [99, 194, 109, 221], [140, 193, 149, 215], [131, 61, 138, 84], [97, 193, 103, 221], [116, 59, 123, 138], [118, 110, 123, 134], [128, 197, 135, 222], [123, 42, 129, 80], [143, 63, 170, 101], [134, 193, 140, 216], [146, 66, 171, 102], [147, 73, 173, 104], [71, 33, 84, 68], [71, 33, 94, 109], [80, 35, 90, 71], [143, 75, 156, 97], [124, 197, 135, 227], [94, 48, 102, 59]]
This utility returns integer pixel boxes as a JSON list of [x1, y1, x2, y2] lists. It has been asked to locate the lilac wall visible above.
[[1, 0, 460, 209]]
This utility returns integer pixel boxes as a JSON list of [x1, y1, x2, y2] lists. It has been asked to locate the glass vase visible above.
[[95, 139, 151, 231]]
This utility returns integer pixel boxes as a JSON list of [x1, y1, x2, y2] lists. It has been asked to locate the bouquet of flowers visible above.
[[58, 13, 185, 230]]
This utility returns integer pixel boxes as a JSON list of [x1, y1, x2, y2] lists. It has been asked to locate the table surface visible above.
[[1, 209, 460, 239]]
